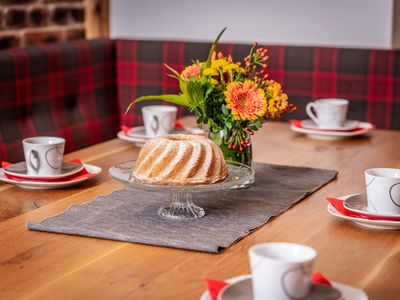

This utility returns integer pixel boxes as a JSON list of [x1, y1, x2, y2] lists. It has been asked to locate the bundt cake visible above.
[[133, 134, 228, 185]]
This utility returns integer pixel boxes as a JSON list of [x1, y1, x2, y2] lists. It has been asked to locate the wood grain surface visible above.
[[0, 121, 399, 300]]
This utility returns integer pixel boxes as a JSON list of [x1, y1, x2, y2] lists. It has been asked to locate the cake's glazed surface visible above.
[[133, 134, 228, 185]]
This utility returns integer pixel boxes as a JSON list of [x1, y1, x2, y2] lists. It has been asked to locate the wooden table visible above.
[[0, 121, 399, 300]]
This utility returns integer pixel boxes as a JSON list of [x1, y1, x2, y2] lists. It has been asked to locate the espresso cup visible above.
[[306, 98, 349, 128], [365, 168, 400, 215], [142, 105, 177, 137], [23, 136, 65, 176], [249, 242, 316, 300]]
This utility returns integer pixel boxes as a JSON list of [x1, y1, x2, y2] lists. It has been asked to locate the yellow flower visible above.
[[266, 81, 289, 118], [210, 78, 218, 85], [222, 63, 240, 73], [203, 68, 219, 76], [268, 81, 284, 99], [211, 58, 229, 69], [225, 81, 267, 121]]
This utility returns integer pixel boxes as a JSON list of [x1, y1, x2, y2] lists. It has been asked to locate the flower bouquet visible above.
[[126, 28, 295, 168]]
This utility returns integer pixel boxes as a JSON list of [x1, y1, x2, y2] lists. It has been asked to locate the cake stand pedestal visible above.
[[109, 160, 254, 220], [158, 192, 205, 219]]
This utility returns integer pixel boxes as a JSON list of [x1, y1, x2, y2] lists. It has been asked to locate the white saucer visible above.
[[200, 274, 368, 300], [301, 120, 360, 131], [3, 161, 83, 180], [291, 122, 374, 140], [327, 195, 400, 230], [117, 131, 147, 147], [219, 276, 341, 300], [344, 194, 400, 219], [117, 126, 204, 147], [0, 164, 101, 190]]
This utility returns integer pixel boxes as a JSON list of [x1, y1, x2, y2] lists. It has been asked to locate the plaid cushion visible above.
[[116, 40, 400, 130], [0, 39, 119, 162], [116, 40, 188, 126]]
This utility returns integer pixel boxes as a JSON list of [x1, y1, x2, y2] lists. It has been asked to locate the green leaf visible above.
[[221, 104, 229, 115], [125, 95, 189, 114], [164, 64, 181, 78], [204, 85, 214, 100], [164, 63, 190, 97], [167, 74, 180, 80], [250, 125, 257, 131], [179, 79, 189, 98], [186, 81, 205, 109], [205, 27, 227, 68]]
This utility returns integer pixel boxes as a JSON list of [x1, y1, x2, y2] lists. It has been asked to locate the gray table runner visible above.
[[27, 163, 337, 253]]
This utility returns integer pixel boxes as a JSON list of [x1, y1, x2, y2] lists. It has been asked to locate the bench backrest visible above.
[[0, 39, 119, 162], [117, 40, 400, 130], [1, 38, 399, 161]]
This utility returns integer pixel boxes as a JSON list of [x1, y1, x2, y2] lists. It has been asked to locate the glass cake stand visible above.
[[108, 160, 254, 220]]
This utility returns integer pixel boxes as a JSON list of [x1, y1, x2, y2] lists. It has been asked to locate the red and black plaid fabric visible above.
[[0, 39, 119, 162], [1, 39, 399, 161], [116, 40, 400, 130], [116, 40, 189, 126]]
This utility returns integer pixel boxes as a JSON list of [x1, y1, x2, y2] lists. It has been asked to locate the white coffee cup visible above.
[[306, 98, 349, 128], [249, 242, 316, 300], [365, 168, 400, 215], [142, 105, 177, 137], [23, 136, 65, 176]]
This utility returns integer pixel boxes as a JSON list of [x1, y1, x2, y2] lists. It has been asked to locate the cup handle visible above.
[[390, 183, 400, 208], [28, 150, 40, 173], [306, 103, 320, 125], [150, 115, 160, 134]]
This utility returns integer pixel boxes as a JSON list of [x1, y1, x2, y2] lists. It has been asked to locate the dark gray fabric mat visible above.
[[27, 162, 337, 253]]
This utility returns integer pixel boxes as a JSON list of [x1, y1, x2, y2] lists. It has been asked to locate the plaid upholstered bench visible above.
[[0, 39, 119, 162], [1, 38, 399, 162], [116, 40, 400, 130]]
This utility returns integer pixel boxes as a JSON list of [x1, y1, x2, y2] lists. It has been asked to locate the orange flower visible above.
[[181, 63, 202, 80], [225, 81, 267, 121]]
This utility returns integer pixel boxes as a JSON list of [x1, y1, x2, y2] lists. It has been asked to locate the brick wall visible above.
[[0, 0, 85, 50]]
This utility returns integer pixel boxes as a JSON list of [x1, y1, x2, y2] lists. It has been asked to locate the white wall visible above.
[[110, 0, 396, 49]]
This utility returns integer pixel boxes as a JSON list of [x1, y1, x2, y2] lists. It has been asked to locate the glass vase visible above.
[[209, 129, 254, 187]]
